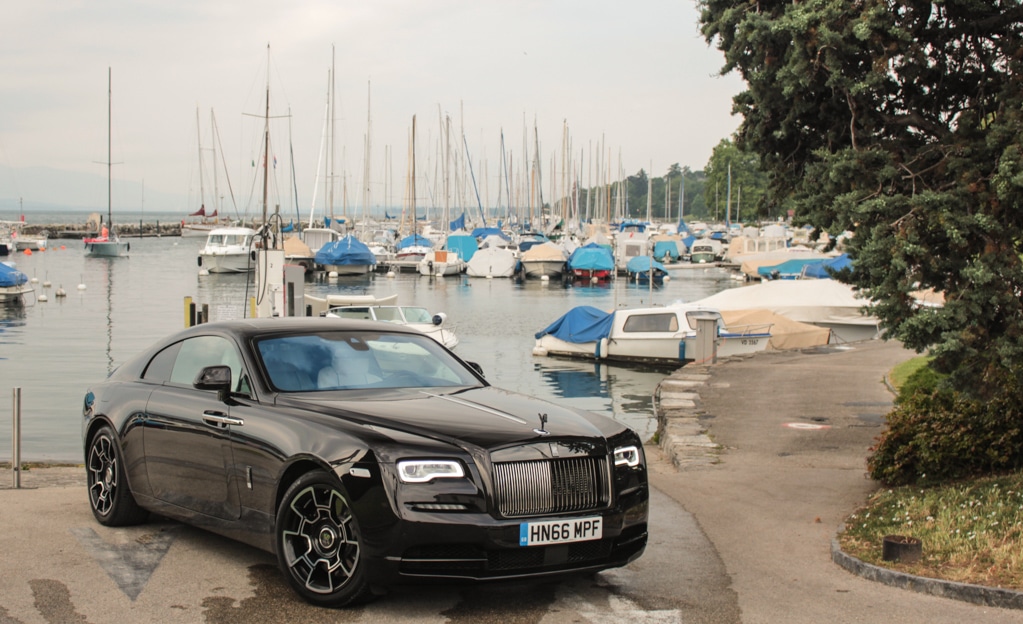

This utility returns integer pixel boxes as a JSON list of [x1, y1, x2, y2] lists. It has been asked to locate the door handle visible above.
[[202, 411, 244, 428]]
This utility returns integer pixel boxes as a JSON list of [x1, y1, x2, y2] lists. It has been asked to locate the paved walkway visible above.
[[654, 339, 1023, 622]]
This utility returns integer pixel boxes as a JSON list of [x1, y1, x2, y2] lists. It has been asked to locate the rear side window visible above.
[[142, 342, 182, 382]]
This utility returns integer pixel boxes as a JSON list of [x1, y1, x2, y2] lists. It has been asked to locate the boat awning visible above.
[[535, 306, 615, 343]]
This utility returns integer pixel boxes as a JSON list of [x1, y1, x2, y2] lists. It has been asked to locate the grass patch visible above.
[[888, 355, 932, 392], [839, 471, 1023, 589]]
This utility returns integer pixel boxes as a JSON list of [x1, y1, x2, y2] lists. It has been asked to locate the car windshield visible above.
[[256, 330, 479, 392]]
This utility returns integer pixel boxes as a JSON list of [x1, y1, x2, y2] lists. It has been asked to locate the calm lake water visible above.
[[0, 233, 741, 462]]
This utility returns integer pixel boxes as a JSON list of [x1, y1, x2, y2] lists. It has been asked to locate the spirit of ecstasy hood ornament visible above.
[[533, 412, 550, 436]]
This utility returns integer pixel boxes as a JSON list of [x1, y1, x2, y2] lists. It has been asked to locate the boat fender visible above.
[[432, 312, 447, 326], [197, 256, 203, 267], [598, 337, 609, 359], [678, 340, 686, 361]]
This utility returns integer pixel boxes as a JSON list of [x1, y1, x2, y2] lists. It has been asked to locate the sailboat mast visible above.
[[261, 44, 271, 225], [196, 108, 205, 213], [107, 67, 113, 230]]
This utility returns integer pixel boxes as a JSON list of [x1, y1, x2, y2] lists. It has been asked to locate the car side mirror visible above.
[[466, 361, 484, 378], [195, 365, 232, 402]]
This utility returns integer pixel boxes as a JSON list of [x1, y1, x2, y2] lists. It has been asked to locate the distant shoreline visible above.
[[17, 221, 183, 239]]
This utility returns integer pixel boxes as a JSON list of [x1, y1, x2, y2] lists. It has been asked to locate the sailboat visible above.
[[85, 67, 129, 258]]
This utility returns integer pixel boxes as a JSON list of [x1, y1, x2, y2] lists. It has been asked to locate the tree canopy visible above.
[[699, 0, 1023, 393]]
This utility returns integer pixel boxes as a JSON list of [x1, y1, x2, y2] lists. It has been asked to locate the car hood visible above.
[[279, 386, 622, 450]]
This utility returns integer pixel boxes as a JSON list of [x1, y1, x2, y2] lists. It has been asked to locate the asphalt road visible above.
[[0, 463, 734, 624]]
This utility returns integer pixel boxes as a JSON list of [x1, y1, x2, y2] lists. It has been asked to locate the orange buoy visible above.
[[23, 249, 32, 255]]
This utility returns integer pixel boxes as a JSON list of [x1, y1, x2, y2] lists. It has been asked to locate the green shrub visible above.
[[893, 362, 946, 405], [869, 367, 1023, 486]]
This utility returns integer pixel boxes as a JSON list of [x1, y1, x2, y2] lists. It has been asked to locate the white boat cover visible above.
[[695, 279, 875, 326]]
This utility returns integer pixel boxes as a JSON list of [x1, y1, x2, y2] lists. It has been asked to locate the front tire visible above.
[[275, 470, 371, 607], [86, 425, 148, 526]]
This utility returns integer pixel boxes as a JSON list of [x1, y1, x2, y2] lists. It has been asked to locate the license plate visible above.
[[519, 516, 603, 546]]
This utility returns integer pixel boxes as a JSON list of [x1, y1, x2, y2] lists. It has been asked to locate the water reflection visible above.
[[0, 304, 27, 360], [532, 357, 673, 440]]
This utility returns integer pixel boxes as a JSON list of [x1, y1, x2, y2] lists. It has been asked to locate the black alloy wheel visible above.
[[275, 470, 372, 607], [86, 425, 148, 526]]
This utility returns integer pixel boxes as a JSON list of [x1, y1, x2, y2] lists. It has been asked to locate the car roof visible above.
[[174, 316, 425, 341]]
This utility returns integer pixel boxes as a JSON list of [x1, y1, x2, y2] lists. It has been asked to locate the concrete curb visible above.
[[654, 351, 1023, 611], [831, 540, 1023, 610]]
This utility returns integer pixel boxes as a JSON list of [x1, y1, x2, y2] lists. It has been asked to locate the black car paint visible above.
[[82, 317, 648, 589]]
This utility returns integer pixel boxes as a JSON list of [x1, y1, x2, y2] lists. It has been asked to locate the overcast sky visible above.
[[0, 1, 744, 215]]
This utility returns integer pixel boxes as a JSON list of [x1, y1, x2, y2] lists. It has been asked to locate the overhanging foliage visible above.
[[700, 0, 1023, 393]]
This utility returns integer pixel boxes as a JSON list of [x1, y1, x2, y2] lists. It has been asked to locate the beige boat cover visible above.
[[283, 235, 312, 257], [521, 242, 567, 262], [721, 308, 832, 350]]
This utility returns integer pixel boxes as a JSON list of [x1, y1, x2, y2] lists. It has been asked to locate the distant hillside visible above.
[[0, 164, 186, 214]]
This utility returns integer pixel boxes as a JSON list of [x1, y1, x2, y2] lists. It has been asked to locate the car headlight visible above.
[[397, 459, 465, 483], [614, 445, 641, 468]]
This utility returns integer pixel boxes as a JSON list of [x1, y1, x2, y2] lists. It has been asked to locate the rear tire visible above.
[[275, 470, 372, 607], [86, 425, 148, 526]]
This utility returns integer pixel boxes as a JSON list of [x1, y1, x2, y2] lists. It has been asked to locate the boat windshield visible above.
[[401, 307, 433, 323]]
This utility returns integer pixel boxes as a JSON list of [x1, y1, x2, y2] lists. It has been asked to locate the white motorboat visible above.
[[14, 232, 47, 251], [324, 298, 459, 350], [417, 249, 465, 276], [533, 302, 772, 365], [693, 279, 882, 343], [0, 262, 34, 304], [519, 242, 566, 279], [197, 227, 258, 273], [466, 246, 517, 278]]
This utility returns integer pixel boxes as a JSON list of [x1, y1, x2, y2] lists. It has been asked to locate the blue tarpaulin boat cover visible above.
[[445, 234, 478, 261], [470, 227, 509, 241], [0, 262, 28, 287], [757, 258, 827, 279], [567, 243, 615, 272], [314, 235, 377, 266], [653, 241, 683, 261], [801, 254, 853, 279], [626, 256, 667, 275], [397, 234, 433, 250], [534, 306, 615, 343]]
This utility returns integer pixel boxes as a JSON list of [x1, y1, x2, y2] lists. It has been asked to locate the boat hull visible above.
[[522, 260, 565, 278], [85, 240, 129, 257], [322, 264, 372, 276], [199, 252, 252, 273], [0, 284, 34, 304]]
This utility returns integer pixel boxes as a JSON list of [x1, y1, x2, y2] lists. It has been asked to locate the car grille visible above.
[[492, 456, 610, 518]]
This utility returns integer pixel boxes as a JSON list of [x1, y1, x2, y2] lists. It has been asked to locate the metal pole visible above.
[[12, 387, 21, 489]]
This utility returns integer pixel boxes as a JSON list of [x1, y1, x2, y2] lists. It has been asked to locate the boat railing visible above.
[[721, 322, 774, 337]]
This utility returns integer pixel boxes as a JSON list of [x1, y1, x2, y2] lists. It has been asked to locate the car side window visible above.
[[142, 342, 182, 383], [169, 335, 251, 396]]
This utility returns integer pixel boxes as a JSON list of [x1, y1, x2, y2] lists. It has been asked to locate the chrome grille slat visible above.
[[493, 456, 609, 518]]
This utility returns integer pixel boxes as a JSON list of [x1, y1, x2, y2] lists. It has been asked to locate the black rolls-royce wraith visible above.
[[82, 317, 648, 606]]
